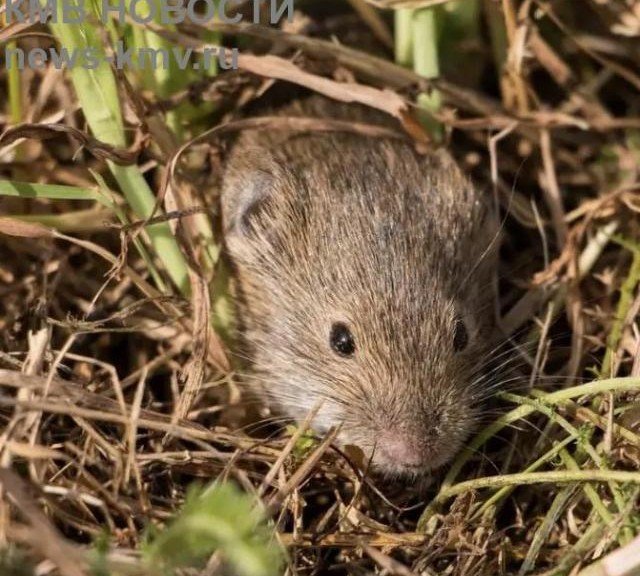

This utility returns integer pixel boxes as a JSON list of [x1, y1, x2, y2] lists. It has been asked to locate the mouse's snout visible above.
[[372, 423, 456, 474], [376, 431, 424, 469], [354, 392, 477, 476]]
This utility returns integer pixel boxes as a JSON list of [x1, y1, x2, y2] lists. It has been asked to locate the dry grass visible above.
[[1, 0, 640, 575]]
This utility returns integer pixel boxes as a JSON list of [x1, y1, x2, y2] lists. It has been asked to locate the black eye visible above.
[[330, 322, 356, 357], [453, 318, 469, 352]]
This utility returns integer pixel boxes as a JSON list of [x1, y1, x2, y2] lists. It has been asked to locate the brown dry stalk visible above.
[[0, 369, 274, 454], [0, 468, 88, 576], [0, 123, 146, 165], [173, 271, 213, 420], [362, 0, 453, 7], [279, 531, 427, 547]]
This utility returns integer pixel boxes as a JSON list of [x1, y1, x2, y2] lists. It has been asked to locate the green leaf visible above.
[[0, 180, 107, 205], [144, 483, 284, 576]]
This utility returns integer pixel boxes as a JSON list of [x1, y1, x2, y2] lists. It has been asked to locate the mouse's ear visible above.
[[222, 167, 277, 241]]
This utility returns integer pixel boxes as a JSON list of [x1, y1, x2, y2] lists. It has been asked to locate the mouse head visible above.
[[223, 138, 499, 477]]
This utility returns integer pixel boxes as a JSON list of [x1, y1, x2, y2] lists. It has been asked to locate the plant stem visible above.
[[418, 377, 640, 530], [420, 469, 640, 532], [412, 7, 443, 140], [519, 484, 577, 575], [451, 378, 640, 488], [394, 9, 414, 67], [472, 433, 578, 521], [601, 240, 640, 378], [44, 0, 189, 294], [412, 8, 439, 80], [559, 448, 613, 527], [7, 43, 22, 126]]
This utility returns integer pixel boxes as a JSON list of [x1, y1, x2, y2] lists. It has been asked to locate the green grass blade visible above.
[[7, 41, 22, 126], [395, 9, 414, 66], [0, 181, 107, 205], [418, 377, 640, 530], [108, 163, 188, 293], [413, 7, 443, 139], [44, 0, 189, 294]]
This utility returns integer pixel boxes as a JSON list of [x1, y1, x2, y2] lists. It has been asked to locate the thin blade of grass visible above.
[[518, 484, 579, 575], [44, 0, 189, 294], [0, 181, 107, 205], [418, 377, 640, 530]]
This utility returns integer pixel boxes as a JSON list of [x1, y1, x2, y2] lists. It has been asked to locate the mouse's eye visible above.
[[330, 322, 356, 357], [453, 318, 469, 352]]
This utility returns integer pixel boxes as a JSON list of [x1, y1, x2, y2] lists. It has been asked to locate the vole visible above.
[[221, 96, 499, 477]]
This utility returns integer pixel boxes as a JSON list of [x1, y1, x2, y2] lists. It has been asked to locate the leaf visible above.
[[237, 53, 408, 119], [0, 180, 107, 205], [0, 217, 53, 238], [144, 483, 284, 576], [46, 2, 125, 147]]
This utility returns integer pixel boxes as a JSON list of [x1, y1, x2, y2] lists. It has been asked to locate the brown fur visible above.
[[221, 97, 499, 477]]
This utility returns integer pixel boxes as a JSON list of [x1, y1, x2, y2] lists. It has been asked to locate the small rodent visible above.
[[222, 96, 499, 477]]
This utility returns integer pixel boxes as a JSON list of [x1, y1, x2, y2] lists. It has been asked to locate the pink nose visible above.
[[377, 432, 423, 468]]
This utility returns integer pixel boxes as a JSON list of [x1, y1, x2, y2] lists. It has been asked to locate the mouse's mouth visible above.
[[340, 432, 463, 478], [316, 402, 478, 478], [371, 448, 456, 478]]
